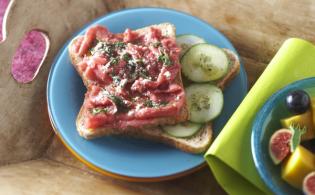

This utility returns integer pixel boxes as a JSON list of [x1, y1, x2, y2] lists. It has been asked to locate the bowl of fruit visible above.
[[252, 77, 315, 195]]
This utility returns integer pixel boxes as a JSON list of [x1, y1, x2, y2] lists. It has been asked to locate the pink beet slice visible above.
[[11, 30, 49, 83], [0, 0, 10, 42]]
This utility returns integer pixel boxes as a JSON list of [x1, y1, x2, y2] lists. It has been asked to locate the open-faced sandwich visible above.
[[68, 23, 240, 153]]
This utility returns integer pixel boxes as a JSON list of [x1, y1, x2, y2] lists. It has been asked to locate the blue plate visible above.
[[47, 8, 248, 180], [252, 78, 315, 195]]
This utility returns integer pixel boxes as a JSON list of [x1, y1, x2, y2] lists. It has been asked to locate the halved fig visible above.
[[269, 129, 293, 165], [11, 30, 49, 83], [303, 172, 315, 195]]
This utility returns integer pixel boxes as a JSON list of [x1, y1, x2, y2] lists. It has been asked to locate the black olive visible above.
[[285, 90, 310, 114]]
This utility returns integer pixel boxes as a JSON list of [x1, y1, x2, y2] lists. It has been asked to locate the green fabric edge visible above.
[[206, 155, 267, 195]]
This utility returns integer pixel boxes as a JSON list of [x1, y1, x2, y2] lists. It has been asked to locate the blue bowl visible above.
[[251, 77, 315, 195]]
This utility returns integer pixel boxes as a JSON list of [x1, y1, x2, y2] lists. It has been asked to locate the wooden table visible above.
[[1, 0, 315, 194]]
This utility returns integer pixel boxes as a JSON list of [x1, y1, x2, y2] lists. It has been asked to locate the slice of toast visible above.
[[69, 23, 176, 86], [119, 49, 240, 153], [70, 23, 241, 153], [70, 23, 188, 137]]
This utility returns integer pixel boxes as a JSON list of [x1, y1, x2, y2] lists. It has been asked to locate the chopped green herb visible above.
[[110, 57, 119, 65], [160, 101, 169, 106], [126, 58, 147, 79], [114, 42, 126, 49], [144, 99, 169, 108], [90, 42, 115, 56], [190, 93, 210, 111], [100, 89, 129, 113], [199, 53, 214, 72], [136, 58, 144, 66], [122, 53, 131, 61], [144, 99, 155, 107], [158, 53, 172, 66], [153, 42, 161, 48], [90, 107, 108, 115], [128, 64, 137, 73], [139, 69, 150, 79], [106, 46, 115, 56], [126, 61, 137, 80], [108, 95, 129, 112], [90, 41, 126, 57]]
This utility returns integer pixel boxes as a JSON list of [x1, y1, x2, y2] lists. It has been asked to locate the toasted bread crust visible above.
[[124, 123, 213, 154], [217, 49, 241, 90]]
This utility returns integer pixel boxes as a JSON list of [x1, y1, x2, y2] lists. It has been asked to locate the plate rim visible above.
[[47, 110, 207, 182], [47, 7, 248, 181]]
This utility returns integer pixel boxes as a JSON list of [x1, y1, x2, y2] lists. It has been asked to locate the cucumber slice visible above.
[[186, 84, 223, 123], [176, 34, 206, 57], [162, 122, 202, 138], [181, 43, 229, 82]]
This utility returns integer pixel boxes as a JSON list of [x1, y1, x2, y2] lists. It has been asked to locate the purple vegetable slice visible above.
[[11, 30, 49, 83]]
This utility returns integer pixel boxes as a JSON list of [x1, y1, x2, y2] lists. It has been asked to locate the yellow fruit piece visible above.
[[281, 146, 315, 189], [281, 111, 315, 140]]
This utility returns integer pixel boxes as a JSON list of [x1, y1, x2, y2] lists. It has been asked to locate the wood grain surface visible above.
[[1, 0, 315, 194]]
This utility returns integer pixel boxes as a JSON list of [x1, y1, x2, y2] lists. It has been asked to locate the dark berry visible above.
[[285, 90, 310, 114]]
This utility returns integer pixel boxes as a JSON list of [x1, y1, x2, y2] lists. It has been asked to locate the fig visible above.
[[269, 129, 293, 165], [303, 172, 315, 195]]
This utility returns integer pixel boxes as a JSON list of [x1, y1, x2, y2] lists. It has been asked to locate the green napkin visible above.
[[205, 38, 315, 194]]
